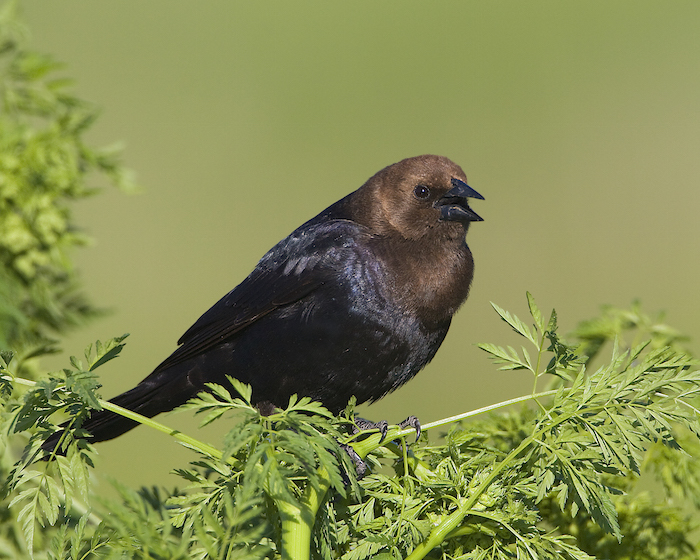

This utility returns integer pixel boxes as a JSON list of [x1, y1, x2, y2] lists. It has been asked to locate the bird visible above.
[[42, 154, 483, 453]]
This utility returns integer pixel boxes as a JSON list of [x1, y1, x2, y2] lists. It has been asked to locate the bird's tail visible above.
[[41, 373, 198, 456]]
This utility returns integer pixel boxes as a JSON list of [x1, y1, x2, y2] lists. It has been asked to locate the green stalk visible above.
[[347, 390, 559, 461], [99, 399, 224, 459], [278, 499, 313, 560], [277, 466, 332, 560], [408, 496, 470, 556], [8, 375, 223, 460], [419, 390, 558, 433], [405, 409, 578, 560]]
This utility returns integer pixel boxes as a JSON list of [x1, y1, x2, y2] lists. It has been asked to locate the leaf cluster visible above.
[[1, 334, 129, 558], [1, 296, 699, 560], [0, 1, 136, 367], [165, 379, 359, 560]]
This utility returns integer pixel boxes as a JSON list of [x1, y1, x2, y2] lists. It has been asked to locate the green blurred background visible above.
[[22, 1, 700, 491]]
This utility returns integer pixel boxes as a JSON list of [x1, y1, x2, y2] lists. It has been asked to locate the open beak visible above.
[[435, 177, 484, 224]]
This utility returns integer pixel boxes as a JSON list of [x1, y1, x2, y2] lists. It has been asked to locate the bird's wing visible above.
[[149, 220, 361, 374]]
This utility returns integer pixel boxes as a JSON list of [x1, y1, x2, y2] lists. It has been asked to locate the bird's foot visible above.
[[343, 416, 422, 478], [397, 415, 422, 442], [354, 417, 389, 442], [353, 415, 421, 443]]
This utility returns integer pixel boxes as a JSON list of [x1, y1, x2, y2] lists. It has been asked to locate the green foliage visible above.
[[2, 297, 699, 560], [0, 1, 135, 368], [573, 300, 690, 366], [1, 333, 128, 558]]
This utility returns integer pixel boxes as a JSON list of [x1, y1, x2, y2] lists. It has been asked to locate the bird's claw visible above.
[[353, 415, 421, 443], [398, 415, 421, 442], [354, 417, 389, 443]]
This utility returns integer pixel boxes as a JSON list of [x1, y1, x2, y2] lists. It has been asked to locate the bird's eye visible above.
[[413, 185, 431, 200]]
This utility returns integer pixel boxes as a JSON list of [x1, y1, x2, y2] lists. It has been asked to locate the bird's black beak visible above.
[[435, 177, 484, 224]]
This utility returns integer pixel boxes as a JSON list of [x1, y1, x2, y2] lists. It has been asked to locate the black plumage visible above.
[[43, 154, 483, 450]]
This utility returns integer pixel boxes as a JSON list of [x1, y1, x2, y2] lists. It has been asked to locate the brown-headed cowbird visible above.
[[43, 154, 483, 451]]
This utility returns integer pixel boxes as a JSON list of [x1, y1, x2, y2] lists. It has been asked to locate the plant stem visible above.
[[419, 389, 558, 433], [406, 497, 470, 559], [346, 390, 562, 487], [405, 409, 577, 560], [278, 499, 313, 560], [277, 466, 332, 560], [99, 400, 224, 459], [6, 375, 223, 460]]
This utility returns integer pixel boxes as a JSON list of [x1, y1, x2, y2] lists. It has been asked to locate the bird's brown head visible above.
[[351, 155, 484, 242]]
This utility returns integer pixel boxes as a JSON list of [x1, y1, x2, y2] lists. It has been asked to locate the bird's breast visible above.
[[368, 239, 474, 328]]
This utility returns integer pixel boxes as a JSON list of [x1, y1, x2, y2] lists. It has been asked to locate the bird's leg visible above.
[[340, 443, 369, 478], [339, 417, 389, 478], [343, 415, 422, 477], [255, 400, 279, 416], [354, 416, 389, 442]]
